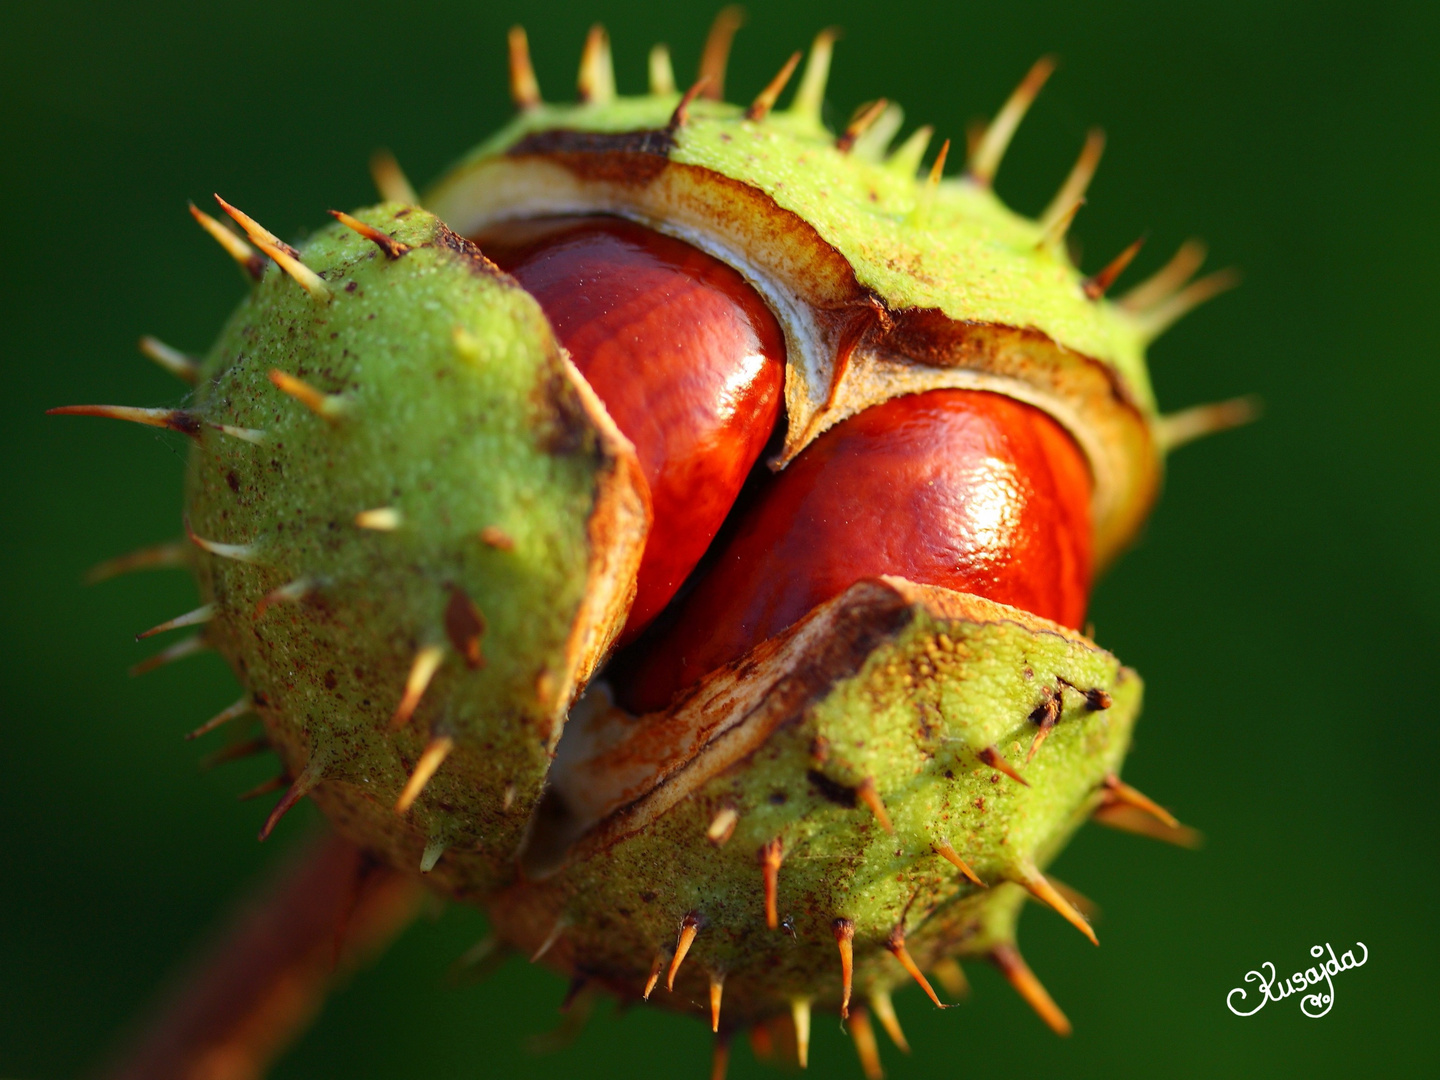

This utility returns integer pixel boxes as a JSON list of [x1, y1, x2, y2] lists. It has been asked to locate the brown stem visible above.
[[98, 830, 425, 1080]]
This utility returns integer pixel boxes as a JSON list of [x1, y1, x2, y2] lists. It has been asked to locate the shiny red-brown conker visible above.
[[619, 388, 1094, 713], [474, 216, 786, 641]]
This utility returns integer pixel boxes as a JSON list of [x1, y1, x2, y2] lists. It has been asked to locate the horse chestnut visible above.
[[474, 215, 785, 640], [53, 13, 1247, 1078], [621, 387, 1093, 712]]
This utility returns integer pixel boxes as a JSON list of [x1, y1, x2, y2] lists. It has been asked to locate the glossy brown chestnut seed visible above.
[[619, 389, 1094, 713], [474, 216, 786, 641]]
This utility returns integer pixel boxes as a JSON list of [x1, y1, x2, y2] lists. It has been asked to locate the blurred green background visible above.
[[3, 0, 1436, 1077]]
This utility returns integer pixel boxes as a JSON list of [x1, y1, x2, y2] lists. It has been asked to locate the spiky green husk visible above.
[[427, 94, 1159, 568], [485, 580, 1137, 1025], [437, 99, 1153, 408], [186, 205, 645, 888]]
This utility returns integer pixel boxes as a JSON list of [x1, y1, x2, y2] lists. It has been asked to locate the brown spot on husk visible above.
[[444, 587, 487, 669], [806, 769, 858, 808], [427, 221, 507, 278]]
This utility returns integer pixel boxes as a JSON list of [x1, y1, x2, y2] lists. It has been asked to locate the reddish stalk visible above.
[[99, 830, 424, 1080]]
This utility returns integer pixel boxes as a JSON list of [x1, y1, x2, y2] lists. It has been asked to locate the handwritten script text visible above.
[[1227, 942, 1368, 1019]]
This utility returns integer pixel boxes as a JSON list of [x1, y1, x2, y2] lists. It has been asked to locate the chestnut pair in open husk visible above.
[[58, 14, 1244, 1078]]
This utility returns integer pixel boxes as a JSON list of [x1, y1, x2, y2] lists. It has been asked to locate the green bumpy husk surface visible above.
[[486, 579, 1139, 1025], [185, 204, 646, 892]]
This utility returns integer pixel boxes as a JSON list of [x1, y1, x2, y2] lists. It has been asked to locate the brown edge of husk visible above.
[[542, 356, 651, 749]]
